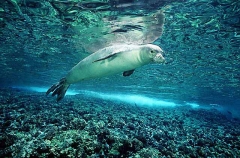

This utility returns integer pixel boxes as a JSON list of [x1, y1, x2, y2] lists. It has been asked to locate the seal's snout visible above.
[[154, 53, 165, 63]]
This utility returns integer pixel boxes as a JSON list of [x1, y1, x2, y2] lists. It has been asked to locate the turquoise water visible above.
[[1, 0, 240, 157]]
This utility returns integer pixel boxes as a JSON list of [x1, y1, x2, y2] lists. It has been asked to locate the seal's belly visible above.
[[66, 52, 143, 84]]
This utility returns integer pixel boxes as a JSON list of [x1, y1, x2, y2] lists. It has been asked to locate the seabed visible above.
[[1, 88, 239, 157]]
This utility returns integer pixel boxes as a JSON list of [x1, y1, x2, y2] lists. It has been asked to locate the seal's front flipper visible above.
[[123, 69, 135, 76], [93, 53, 118, 63], [46, 78, 70, 102]]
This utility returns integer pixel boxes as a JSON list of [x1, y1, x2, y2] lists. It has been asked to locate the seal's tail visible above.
[[46, 78, 70, 102]]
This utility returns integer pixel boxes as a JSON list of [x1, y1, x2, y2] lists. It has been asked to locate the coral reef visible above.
[[0, 88, 239, 157]]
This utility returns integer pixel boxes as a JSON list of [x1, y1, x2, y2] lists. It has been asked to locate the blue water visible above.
[[1, 0, 240, 157]]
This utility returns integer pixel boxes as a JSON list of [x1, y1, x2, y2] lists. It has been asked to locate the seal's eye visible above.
[[150, 50, 154, 53]]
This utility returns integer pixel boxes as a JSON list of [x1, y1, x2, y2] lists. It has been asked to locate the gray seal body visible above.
[[46, 44, 165, 101]]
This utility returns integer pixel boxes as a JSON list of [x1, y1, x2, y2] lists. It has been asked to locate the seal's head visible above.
[[143, 44, 165, 63]]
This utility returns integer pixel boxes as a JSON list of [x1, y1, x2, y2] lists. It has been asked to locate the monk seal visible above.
[[46, 44, 165, 101]]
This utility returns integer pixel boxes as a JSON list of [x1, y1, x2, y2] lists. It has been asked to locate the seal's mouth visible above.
[[153, 53, 165, 63]]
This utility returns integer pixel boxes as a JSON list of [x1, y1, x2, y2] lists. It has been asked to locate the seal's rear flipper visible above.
[[46, 78, 70, 101]]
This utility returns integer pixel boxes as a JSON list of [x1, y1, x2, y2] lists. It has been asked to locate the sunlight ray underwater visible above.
[[10, 86, 240, 118], [11, 86, 211, 108]]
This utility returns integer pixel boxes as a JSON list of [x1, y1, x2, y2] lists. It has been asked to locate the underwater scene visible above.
[[0, 0, 240, 157]]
